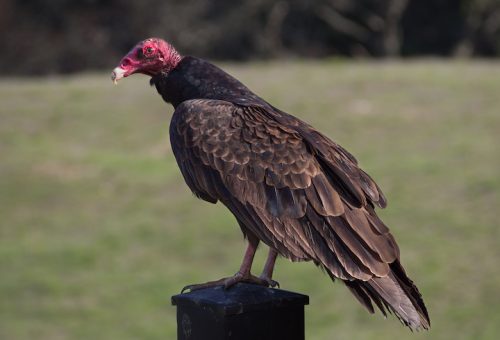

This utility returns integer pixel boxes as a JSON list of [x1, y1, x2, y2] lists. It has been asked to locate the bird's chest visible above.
[[170, 105, 235, 152]]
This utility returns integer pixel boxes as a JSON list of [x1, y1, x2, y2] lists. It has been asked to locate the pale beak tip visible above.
[[111, 67, 126, 85]]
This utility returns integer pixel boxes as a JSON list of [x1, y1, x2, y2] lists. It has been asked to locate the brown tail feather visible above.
[[339, 261, 430, 330], [386, 261, 430, 329]]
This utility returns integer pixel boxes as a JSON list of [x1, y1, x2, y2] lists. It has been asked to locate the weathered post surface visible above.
[[171, 283, 309, 340]]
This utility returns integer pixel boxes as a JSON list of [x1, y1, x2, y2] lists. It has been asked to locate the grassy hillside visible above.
[[1, 60, 499, 339]]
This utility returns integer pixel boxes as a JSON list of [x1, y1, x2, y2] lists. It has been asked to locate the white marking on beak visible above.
[[111, 67, 126, 85]]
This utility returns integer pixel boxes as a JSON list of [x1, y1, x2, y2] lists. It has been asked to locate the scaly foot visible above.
[[181, 271, 279, 293]]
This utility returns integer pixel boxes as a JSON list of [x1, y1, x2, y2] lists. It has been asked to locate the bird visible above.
[[111, 37, 430, 330]]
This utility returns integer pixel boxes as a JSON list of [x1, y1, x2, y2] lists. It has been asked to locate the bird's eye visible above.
[[146, 47, 153, 54]]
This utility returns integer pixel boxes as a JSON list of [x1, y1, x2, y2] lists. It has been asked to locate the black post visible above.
[[171, 283, 309, 340]]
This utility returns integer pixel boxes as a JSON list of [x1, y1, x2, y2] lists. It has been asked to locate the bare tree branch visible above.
[[262, 1, 289, 56], [314, 4, 370, 42], [383, 0, 410, 57]]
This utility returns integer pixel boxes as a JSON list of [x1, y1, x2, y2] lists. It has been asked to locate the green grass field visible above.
[[1, 60, 499, 339]]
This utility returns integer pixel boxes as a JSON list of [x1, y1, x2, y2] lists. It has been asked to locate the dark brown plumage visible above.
[[112, 38, 430, 330]]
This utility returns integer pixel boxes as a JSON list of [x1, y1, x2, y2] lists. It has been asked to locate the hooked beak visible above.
[[111, 51, 142, 85], [111, 67, 126, 85]]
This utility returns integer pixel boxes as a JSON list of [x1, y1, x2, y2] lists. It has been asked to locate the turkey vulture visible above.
[[112, 38, 429, 330]]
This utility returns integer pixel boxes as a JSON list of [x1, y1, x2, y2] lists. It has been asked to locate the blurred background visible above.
[[1, 0, 499, 339], [3, 0, 500, 75]]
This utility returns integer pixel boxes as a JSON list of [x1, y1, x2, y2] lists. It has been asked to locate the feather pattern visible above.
[[159, 56, 429, 330]]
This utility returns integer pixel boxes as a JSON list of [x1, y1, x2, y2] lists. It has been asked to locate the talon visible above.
[[180, 278, 227, 293], [259, 275, 280, 288], [270, 280, 280, 288], [181, 285, 193, 294]]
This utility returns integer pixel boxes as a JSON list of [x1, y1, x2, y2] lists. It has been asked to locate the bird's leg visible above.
[[181, 235, 273, 293], [221, 235, 261, 288], [259, 248, 280, 288]]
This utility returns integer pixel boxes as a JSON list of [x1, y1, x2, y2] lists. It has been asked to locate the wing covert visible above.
[[170, 99, 398, 281]]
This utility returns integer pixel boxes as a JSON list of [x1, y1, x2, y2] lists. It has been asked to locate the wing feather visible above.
[[170, 99, 397, 270], [169, 99, 428, 329]]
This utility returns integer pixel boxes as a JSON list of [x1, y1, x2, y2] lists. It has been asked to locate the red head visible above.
[[111, 38, 181, 84]]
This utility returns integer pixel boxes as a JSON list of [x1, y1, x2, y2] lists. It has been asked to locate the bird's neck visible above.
[[152, 57, 261, 108]]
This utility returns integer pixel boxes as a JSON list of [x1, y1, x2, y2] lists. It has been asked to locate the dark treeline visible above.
[[2, 0, 500, 75]]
